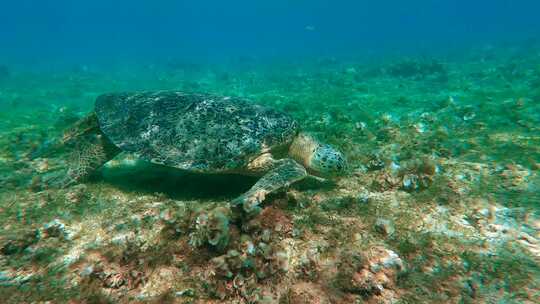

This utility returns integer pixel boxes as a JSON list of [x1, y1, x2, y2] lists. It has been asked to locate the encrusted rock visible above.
[[43, 219, 73, 240], [375, 218, 395, 237], [189, 206, 231, 250], [64, 184, 88, 204], [336, 246, 403, 301]]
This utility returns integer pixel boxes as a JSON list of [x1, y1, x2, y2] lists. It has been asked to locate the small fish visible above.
[[304, 25, 316, 31]]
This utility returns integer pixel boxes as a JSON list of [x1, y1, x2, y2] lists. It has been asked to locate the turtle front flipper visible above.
[[232, 158, 307, 217]]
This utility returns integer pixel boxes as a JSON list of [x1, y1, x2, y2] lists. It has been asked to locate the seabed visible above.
[[0, 46, 539, 303]]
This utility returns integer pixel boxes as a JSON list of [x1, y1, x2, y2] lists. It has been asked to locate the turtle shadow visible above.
[[99, 160, 258, 201]]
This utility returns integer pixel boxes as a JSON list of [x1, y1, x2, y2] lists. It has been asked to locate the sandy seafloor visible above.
[[0, 46, 539, 303]]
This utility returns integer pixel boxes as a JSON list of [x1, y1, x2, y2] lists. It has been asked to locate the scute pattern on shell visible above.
[[95, 91, 298, 172]]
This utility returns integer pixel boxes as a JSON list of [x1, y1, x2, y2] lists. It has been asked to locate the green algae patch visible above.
[[1, 49, 540, 303]]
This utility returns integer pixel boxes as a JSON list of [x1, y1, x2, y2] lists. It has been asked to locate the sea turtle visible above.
[[40, 91, 346, 215]]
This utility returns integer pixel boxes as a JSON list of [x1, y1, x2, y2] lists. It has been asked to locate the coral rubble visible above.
[[1, 45, 539, 303]]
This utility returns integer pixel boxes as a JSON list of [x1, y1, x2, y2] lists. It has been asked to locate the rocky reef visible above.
[[1, 44, 539, 303]]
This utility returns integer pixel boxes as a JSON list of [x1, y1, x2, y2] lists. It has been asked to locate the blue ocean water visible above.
[[2, 0, 540, 67]]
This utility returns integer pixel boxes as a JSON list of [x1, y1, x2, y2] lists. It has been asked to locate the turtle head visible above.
[[289, 132, 346, 177], [310, 143, 347, 177]]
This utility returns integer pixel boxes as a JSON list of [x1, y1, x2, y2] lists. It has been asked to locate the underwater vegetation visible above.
[[386, 59, 448, 80], [1, 45, 540, 303]]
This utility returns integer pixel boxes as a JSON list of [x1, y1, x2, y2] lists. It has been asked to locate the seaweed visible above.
[[1, 47, 540, 303]]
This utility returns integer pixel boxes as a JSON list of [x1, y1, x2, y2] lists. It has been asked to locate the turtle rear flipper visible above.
[[40, 113, 121, 188], [32, 113, 102, 160], [56, 131, 121, 187], [232, 158, 307, 217], [41, 133, 120, 188]]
